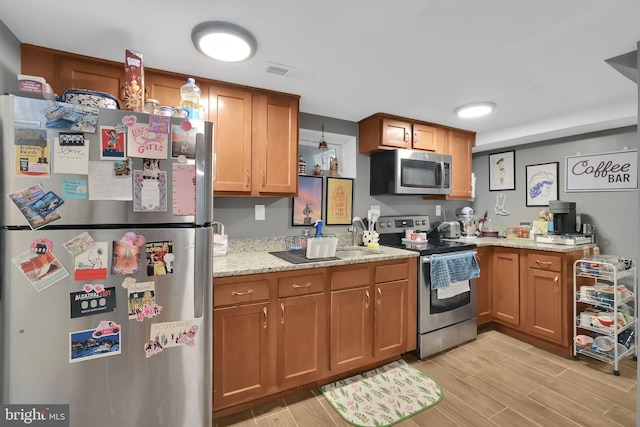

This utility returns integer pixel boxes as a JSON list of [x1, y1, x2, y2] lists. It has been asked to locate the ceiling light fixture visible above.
[[454, 102, 496, 118], [318, 125, 328, 152], [191, 21, 257, 62]]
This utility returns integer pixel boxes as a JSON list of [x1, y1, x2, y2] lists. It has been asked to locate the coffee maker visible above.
[[549, 200, 577, 235]]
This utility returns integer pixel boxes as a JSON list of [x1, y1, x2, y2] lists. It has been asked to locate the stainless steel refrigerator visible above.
[[0, 95, 213, 426]]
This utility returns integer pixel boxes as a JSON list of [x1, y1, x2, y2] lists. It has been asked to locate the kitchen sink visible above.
[[335, 249, 378, 258]]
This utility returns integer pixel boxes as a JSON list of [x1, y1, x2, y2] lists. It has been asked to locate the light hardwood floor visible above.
[[214, 330, 637, 426]]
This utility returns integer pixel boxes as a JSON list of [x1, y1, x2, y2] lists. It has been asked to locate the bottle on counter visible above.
[[179, 78, 202, 119]]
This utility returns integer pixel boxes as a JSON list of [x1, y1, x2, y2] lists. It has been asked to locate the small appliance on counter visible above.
[[456, 207, 477, 237], [549, 200, 577, 234]]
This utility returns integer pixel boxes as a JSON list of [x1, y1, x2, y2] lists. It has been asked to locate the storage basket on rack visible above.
[[285, 235, 338, 259]]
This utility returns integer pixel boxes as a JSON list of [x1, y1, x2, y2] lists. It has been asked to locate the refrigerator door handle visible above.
[[195, 121, 214, 225], [194, 227, 213, 318]]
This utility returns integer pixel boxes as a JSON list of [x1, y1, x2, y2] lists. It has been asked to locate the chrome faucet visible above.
[[350, 216, 367, 246]]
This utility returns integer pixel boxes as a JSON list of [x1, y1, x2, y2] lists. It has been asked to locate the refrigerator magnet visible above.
[[148, 114, 170, 134], [69, 320, 122, 363], [127, 122, 168, 159], [133, 170, 167, 212], [61, 179, 88, 200], [127, 280, 163, 322], [145, 241, 174, 276], [172, 164, 196, 216], [70, 285, 116, 318], [74, 241, 108, 280], [144, 338, 164, 358], [100, 126, 126, 159], [8, 184, 64, 229], [54, 132, 89, 174], [171, 124, 196, 159], [111, 232, 145, 275], [150, 320, 199, 351], [11, 249, 69, 292], [14, 128, 50, 177], [30, 238, 53, 254], [63, 231, 96, 257]]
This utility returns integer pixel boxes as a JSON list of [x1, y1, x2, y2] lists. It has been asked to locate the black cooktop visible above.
[[380, 236, 476, 255]]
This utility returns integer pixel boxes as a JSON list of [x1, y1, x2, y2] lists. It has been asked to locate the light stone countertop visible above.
[[213, 233, 418, 278], [451, 236, 594, 253], [213, 233, 592, 278]]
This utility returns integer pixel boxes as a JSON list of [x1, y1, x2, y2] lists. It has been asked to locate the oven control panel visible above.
[[377, 215, 430, 234]]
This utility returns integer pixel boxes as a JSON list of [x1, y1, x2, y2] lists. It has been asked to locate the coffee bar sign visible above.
[[566, 149, 637, 192]]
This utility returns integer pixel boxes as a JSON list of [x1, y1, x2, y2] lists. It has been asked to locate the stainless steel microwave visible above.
[[370, 149, 452, 195]]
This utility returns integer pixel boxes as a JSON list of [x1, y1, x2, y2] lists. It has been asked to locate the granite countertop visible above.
[[213, 234, 418, 278], [213, 233, 592, 278], [450, 236, 594, 253]]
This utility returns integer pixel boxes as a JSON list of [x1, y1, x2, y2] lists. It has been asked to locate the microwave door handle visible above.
[[439, 161, 445, 189]]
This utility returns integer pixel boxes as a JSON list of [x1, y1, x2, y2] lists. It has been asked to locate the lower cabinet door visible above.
[[277, 293, 326, 388], [526, 268, 563, 343], [213, 302, 271, 410], [374, 280, 408, 359], [329, 287, 373, 374]]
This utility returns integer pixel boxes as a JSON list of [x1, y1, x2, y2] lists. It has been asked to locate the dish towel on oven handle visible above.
[[430, 252, 480, 290]]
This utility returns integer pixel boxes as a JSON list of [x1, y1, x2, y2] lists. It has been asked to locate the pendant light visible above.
[[318, 125, 328, 152]]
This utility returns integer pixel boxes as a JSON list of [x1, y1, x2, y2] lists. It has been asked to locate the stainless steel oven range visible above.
[[377, 215, 478, 359]]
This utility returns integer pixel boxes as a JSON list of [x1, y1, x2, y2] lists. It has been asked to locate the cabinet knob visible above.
[[377, 287, 382, 305], [554, 276, 559, 293], [535, 260, 553, 267], [280, 302, 285, 324], [292, 283, 312, 289]]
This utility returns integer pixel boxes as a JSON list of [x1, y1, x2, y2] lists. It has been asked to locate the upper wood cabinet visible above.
[[445, 129, 475, 200], [251, 92, 299, 196], [20, 44, 300, 197], [358, 113, 448, 153], [210, 85, 253, 193]]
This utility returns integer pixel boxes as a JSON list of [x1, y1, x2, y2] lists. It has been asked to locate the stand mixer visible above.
[[455, 207, 477, 238]]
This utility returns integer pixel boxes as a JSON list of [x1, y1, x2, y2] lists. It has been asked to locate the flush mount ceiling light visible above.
[[454, 102, 496, 118], [191, 21, 257, 62]]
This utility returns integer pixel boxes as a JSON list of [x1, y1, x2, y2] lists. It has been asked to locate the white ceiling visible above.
[[1, 1, 638, 152]]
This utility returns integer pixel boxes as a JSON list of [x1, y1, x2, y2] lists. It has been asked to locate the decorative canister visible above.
[[298, 156, 306, 175]]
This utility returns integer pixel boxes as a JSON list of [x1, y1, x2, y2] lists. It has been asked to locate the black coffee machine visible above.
[[549, 200, 577, 235]]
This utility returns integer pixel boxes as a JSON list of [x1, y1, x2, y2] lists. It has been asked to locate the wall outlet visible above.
[[436, 205, 442, 216], [255, 205, 265, 221]]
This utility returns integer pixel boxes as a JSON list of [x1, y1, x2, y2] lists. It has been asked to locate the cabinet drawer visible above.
[[214, 279, 270, 307], [278, 273, 325, 298], [331, 266, 371, 291], [527, 253, 562, 272], [375, 262, 409, 283]]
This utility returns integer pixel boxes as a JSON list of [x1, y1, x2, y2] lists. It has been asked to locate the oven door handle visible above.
[[421, 250, 477, 264]]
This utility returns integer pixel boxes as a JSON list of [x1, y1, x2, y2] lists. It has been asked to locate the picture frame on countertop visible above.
[[325, 177, 353, 225], [489, 150, 515, 191], [291, 175, 323, 226], [525, 162, 559, 207]]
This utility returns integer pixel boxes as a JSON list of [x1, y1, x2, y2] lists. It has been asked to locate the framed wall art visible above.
[[291, 175, 323, 226], [325, 177, 353, 225], [525, 162, 559, 206], [489, 150, 515, 191]]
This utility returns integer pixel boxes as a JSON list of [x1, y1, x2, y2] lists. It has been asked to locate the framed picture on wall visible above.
[[525, 162, 559, 206], [325, 177, 353, 225], [489, 150, 516, 191], [291, 175, 323, 226]]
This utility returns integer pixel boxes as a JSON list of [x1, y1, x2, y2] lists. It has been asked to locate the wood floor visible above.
[[213, 330, 637, 427]]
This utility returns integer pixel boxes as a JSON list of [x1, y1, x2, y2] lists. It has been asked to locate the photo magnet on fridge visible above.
[[127, 280, 162, 322], [74, 241, 108, 280], [111, 232, 145, 275], [69, 320, 121, 363], [145, 241, 174, 276], [12, 249, 69, 292]]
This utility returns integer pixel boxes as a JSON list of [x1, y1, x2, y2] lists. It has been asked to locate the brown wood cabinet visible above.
[[213, 276, 273, 410], [328, 258, 415, 375], [445, 129, 475, 200], [481, 246, 583, 356], [21, 44, 300, 197], [476, 246, 493, 326], [275, 271, 326, 388], [358, 113, 448, 153], [492, 249, 521, 327], [213, 257, 416, 416], [525, 252, 564, 344], [209, 85, 253, 192]]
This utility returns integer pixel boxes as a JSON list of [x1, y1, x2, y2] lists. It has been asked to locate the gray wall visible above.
[[0, 19, 20, 94], [472, 126, 639, 262]]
